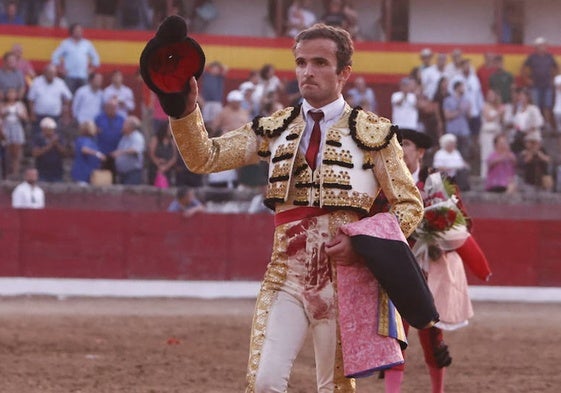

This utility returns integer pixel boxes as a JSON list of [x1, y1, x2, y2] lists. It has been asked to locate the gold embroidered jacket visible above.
[[170, 103, 423, 237]]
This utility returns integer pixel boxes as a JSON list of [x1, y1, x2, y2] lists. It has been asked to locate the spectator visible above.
[[11, 43, 36, 84], [200, 61, 227, 125], [259, 90, 284, 117], [489, 54, 515, 105], [1, 87, 28, 180], [51, 23, 101, 94], [432, 76, 450, 137], [444, 48, 466, 80], [0, 51, 26, 101], [147, 123, 178, 186], [93, 0, 118, 29], [251, 64, 284, 116], [38, 0, 67, 28], [285, 0, 317, 38], [391, 77, 418, 130], [18, 0, 43, 25], [346, 76, 377, 112], [433, 133, 470, 191], [189, 0, 218, 33], [167, 186, 205, 217], [476, 52, 499, 97], [0, 1, 24, 25], [480, 89, 505, 178], [11, 167, 44, 209], [421, 52, 447, 101], [521, 37, 559, 132], [284, 77, 302, 107], [111, 115, 145, 185], [117, 0, 151, 30], [443, 80, 472, 160], [485, 134, 517, 193], [27, 63, 72, 137], [72, 72, 104, 125], [518, 131, 553, 192], [553, 74, 561, 153], [320, 0, 358, 39], [239, 81, 257, 113], [95, 99, 126, 180], [510, 87, 544, 154], [31, 117, 68, 182], [103, 70, 135, 119], [70, 120, 106, 185]]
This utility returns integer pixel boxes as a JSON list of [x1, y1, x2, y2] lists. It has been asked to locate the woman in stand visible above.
[[479, 89, 505, 179], [147, 123, 178, 187], [71, 120, 106, 185], [485, 134, 517, 193]]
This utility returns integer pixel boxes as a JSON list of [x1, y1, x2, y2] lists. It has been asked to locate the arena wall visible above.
[[0, 207, 560, 287]]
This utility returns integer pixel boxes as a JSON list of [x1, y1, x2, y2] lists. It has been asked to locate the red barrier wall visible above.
[[0, 208, 560, 287]]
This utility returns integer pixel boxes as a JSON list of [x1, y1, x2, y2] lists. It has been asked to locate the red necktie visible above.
[[306, 111, 324, 170]]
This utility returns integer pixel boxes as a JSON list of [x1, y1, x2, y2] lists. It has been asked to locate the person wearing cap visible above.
[[519, 130, 553, 191], [163, 23, 430, 392], [522, 36, 559, 132], [375, 129, 482, 393], [433, 133, 470, 190], [31, 117, 68, 182]]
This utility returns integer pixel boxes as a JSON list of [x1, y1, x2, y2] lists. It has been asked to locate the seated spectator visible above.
[[103, 70, 135, 119], [167, 186, 205, 217], [346, 76, 377, 112], [200, 61, 227, 125], [485, 134, 517, 193], [31, 117, 68, 182], [111, 116, 145, 185], [518, 131, 553, 191], [70, 120, 106, 185], [1, 87, 29, 180], [11, 167, 45, 209], [72, 72, 104, 125], [285, 0, 317, 38], [433, 133, 471, 191], [147, 123, 178, 186], [510, 87, 544, 154], [0, 1, 24, 25], [11, 43, 36, 85]]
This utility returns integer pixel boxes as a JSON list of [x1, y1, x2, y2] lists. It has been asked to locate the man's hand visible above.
[[325, 232, 363, 266], [181, 77, 199, 117]]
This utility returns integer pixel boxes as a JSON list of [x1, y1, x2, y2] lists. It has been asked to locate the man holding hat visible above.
[[31, 117, 68, 182]]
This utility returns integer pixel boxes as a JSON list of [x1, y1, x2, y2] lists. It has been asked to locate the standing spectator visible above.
[[489, 54, 515, 105], [444, 48, 465, 80], [432, 76, 450, 137], [167, 186, 205, 217], [0, 1, 24, 25], [421, 52, 447, 101], [103, 70, 135, 119], [111, 115, 145, 185], [433, 133, 470, 190], [38, 0, 67, 28], [285, 0, 317, 38], [346, 76, 377, 112], [147, 123, 178, 186], [521, 37, 559, 132], [117, 0, 151, 30], [31, 117, 68, 182], [251, 64, 284, 116], [552, 74, 561, 152], [95, 99, 125, 181], [51, 23, 100, 94], [11, 43, 36, 85], [27, 63, 72, 137], [1, 87, 28, 180], [70, 120, 106, 185], [11, 167, 44, 209], [476, 52, 498, 97], [93, 0, 118, 29], [0, 51, 26, 101], [480, 89, 505, 178], [443, 80, 472, 160], [519, 132, 553, 192], [391, 77, 418, 130], [510, 88, 544, 154], [485, 134, 517, 193], [72, 72, 104, 125], [200, 61, 227, 125]]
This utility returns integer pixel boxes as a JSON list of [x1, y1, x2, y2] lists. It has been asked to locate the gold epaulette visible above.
[[350, 107, 397, 151], [252, 105, 301, 138]]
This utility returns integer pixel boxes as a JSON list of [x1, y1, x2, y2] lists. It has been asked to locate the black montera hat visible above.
[[399, 128, 433, 149]]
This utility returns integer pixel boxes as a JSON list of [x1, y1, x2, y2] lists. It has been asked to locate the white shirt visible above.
[[12, 182, 45, 209], [301, 96, 346, 168], [72, 85, 104, 124], [449, 72, 484, 117], [433, 149, 465, 177], [421, 65, 445, 100], [27, 75, 73, 116], [103, 84, 135, 118], [391, 91, 418, 130], [554, 75, 561, 114]]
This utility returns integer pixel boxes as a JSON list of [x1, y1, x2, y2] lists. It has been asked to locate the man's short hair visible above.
[[293, 23, 354, 73], [176, 187, 191, 200]]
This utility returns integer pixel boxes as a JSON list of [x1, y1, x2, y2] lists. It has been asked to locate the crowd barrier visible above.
[[0, 208, 559, 287]]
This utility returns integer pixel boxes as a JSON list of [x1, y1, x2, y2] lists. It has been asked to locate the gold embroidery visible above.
[[323, 147, 354, 167], [272, 142, 297, 162], [322, 168, 351, 188], [353, 110, 394, 150], [270, 162, 291, 181]]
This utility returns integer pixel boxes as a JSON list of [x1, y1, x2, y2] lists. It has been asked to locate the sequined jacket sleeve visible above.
[[169, 105, 260, 173], [371, 135, 423, 238]]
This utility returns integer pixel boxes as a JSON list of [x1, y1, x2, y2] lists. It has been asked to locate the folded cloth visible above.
[[455, 234, 492, 281]]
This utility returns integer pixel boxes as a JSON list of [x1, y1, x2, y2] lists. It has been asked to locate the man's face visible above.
[[401, 139, 423, 174], [294, 38, 350, 108], [25, 169, 38, 185]]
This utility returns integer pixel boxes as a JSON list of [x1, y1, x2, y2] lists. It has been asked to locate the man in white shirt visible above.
[[72, 72, 104, 125], [11, 167, 45, 209], [102, 70, 135, 119], [421, 53, 447, 101], [391, 77, 418, 130]]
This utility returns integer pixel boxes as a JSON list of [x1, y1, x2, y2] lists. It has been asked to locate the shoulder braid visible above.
[[252, 105, 301, 138], [349, 106, 397, 151]]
